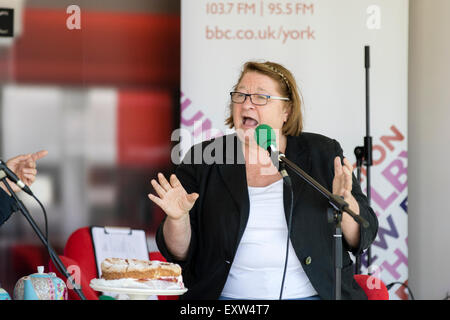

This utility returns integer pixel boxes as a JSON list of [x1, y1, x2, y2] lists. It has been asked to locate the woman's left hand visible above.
[[332, 156, 360, 216], [332, 156, 361, 248]]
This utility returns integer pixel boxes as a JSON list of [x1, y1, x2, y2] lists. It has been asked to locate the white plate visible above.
[[90, 283, 187, 299]]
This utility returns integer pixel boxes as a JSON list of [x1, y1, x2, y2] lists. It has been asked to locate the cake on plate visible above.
[[90, 258, 185, 291], [101, 257, 182, 281]]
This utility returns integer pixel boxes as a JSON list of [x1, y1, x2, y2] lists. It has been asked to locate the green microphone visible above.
[[254, 124, 290, 183], [254, 124, 277, 152]]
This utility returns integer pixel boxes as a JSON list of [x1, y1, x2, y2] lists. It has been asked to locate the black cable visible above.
[[33, 196, 67, 290], [31, 194, 52, 267], [26, 192, 61, 283], [386, 282, 415, 300], [279, 169, 293, 300], [2, 179, 52, 265]]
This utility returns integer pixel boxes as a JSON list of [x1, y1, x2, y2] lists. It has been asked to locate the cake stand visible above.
[[90, 283, 188, 300]]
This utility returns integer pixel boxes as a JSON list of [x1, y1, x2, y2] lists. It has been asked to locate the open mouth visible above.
[[242, 116, 259, 128]]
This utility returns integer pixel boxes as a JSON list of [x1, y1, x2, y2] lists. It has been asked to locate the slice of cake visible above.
[[91, 258, 185, 291], [101, 258, 182, 281]]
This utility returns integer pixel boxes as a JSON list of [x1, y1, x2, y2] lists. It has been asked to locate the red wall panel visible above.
[[9, 8, 180, 86], [117, 90, 173, 167]]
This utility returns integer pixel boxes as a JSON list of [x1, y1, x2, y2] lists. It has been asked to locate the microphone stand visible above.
[[275, 153, 369, 300], [354, 45, 374, 275], [0, 177, 86, 300], [353, 146, 364, 274]]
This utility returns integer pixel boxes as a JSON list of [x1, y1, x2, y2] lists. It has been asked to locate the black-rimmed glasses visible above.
[[230, 92, 290, 106]]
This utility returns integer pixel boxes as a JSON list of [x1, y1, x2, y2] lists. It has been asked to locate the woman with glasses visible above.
[[150, 61, 378, 300]]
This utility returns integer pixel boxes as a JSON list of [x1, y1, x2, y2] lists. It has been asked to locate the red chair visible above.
[[354, 274, 389, 300], [48, 226, 176, 300]]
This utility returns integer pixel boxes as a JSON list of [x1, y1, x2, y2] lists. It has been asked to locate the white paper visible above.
[[91, 226, 149, 278]]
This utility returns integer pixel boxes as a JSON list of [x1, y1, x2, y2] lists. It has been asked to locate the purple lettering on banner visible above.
[[367, 186, 398, 210], [400, 197, 408, 213], [181, 97, 192, 112], [180, 92, 204, 125], [382, 151, 408, 193], [193, 118, 212, 138], [180, 92, 224, 140], [380, 125, 405, 151], [360, 250, 378, 269], [372, 215, 399, 250], [181, 110, 204, 126], [381, 248, 408, 280]]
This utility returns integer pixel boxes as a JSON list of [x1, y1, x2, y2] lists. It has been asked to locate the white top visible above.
[[221, 179, 318, 299]]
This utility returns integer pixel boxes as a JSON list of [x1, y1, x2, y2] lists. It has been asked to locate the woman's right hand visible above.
[[148, 173, 199, 221]]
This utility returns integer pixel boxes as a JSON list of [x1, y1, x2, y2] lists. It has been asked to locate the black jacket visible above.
[[0, 188, 16, 226], [156, 132, 378, 300]]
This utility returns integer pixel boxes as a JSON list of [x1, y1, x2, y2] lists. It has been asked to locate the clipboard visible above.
[[90, 226, 150, 278]]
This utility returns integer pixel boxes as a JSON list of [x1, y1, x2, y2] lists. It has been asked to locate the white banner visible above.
[[181, 0, 408, 299]]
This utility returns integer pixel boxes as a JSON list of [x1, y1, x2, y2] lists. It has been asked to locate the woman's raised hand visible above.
[[332, 156, 359, 215], [148, 173, 199, 221]]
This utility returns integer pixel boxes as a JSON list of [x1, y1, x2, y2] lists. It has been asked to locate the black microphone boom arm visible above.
[[278, 153, 369, 228]]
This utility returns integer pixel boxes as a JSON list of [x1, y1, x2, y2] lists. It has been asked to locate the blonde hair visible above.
[[225, 61, 303, 136]]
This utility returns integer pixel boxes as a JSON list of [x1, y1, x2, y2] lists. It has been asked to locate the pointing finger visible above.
[[31, 150, 48, 161]]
